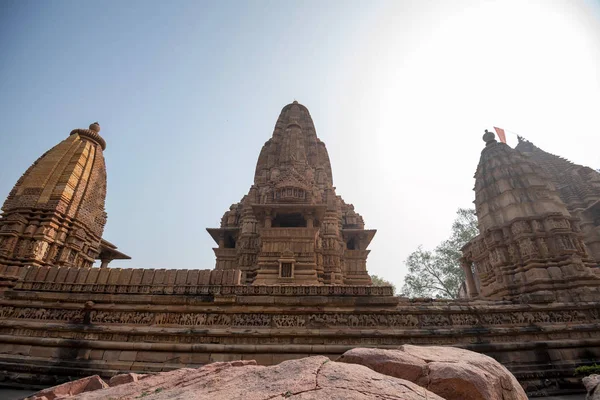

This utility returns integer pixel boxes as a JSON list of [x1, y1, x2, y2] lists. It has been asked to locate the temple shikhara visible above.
[[460, 131, 600, 302], [0, 123, 129, 270], [0, 103, 599, 397], [207, 101, 374, 286]]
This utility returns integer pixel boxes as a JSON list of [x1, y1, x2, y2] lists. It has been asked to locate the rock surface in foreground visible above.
[[26, 357, 443, 400], [584, 374, 600, 400], [26, 346, 529, 400], [27, 375, 108, 399], [338, 346, 527, 400]]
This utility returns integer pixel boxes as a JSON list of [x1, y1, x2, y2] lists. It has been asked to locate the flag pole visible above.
[[493, 127, 529, 143]]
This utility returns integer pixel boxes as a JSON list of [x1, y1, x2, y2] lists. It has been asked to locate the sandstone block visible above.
[[209, 352, 243, 363], [135, 351, 171, 363], [88, 350, 104, 360], [102, 350, 122, 361], [118, 351, 137, 361], [29, 346, 59, 359]]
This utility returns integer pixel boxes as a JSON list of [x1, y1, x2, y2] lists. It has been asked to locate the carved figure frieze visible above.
[[0, 306, 596, 331]]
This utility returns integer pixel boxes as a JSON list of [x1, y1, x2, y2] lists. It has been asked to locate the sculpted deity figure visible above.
[[271, 168, 280, 181], [346, 205, 358, 226], [226, 204, 238, 226], [306, 168, 314, 183]]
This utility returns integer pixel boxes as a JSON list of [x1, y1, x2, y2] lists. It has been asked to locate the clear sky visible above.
[[1, 0, 600, 289]]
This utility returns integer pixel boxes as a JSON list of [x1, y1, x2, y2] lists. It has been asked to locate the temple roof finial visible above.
[[483, 129, 496, 145], [70, 122, 106, 150]]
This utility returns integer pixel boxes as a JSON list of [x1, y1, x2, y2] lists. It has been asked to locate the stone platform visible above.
[[0, 266, 598, 397]]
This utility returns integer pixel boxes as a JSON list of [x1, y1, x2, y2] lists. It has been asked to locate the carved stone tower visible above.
[[461, 131, 600, 302], [0, 123, 128, 269], [515, 137, 600, 263], [207, 101, 376, 285]]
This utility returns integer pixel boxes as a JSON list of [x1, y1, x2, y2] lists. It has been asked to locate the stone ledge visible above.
[[12, 282, 395, 297]]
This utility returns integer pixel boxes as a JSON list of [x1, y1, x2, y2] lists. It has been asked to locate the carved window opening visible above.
[[272, 213, 306, 228], [280, 262, 293, 278], [224, 233, 236, 249], [347, 237, 357, 250]]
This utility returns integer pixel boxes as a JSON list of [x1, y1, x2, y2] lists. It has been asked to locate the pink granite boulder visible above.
[[27, 357, 442, 399], [26, 375, 108, 400], [339, 346, 527, 400]]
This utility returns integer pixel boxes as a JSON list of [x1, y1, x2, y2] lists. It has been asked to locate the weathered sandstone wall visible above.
[[0, 266, 598, 397]]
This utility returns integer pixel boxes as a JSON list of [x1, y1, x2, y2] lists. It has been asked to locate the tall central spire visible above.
[[208, 101, 375, 286], [254, 101, 333, 189]]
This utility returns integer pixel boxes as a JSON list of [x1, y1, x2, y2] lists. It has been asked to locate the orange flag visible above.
[[493, 127, 507, 144]]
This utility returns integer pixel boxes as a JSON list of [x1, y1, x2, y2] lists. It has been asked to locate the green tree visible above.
[[370, 274, 396, 295], [401, 208, 478, 299]]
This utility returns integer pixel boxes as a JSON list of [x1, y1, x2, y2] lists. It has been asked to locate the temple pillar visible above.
[[461, 258, 478, 298], [306, 212, 314, 229], [100, 259, 111, 269]]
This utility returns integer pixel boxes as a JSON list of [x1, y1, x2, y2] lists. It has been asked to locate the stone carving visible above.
[[273, 315, 306, 328], [515, 137, 600, 264], [0, 122, 129, 269], [0, 305, 596, 330], [207, 102, 375, 286], [461, 132, 600, 302], [511, 221, 530, 235], [2, 105, 600, 398], [0, 321, 596, 349], [0, 307, 84, 322]]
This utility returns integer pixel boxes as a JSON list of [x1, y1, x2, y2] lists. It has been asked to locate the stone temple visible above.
[[460, 131, 600, 302], [207, 101, 374, 286], [0, 104, 599, 397], [0, 122, 129, 270]]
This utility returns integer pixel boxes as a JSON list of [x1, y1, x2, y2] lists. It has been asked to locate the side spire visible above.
[[461, 130, 600, 302], [515, 136, 600, 262], [0, 122, 114, 269]]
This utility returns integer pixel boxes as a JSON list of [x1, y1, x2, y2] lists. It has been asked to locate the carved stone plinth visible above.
[[0, 265, 597, 397]]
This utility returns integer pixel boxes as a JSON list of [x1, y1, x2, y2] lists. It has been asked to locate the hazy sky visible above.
[[1, 0, 599, 289]]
